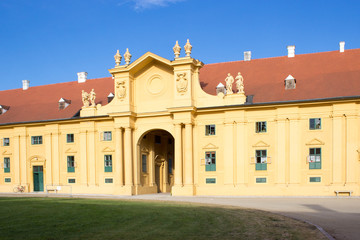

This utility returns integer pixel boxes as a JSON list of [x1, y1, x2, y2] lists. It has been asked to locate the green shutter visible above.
[[255, 163, 267, 171]]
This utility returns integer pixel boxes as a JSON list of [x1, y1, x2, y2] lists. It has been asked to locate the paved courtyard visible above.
[[2, 193, 359, 240]]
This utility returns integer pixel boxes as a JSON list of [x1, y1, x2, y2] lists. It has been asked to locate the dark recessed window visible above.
[[31, 136, 43, 145], [67, 134, 74, 143], [3, 138, 9, 146], [205, 125, 216, 136], [105, 178, 113, 183], [68, 178, 76, 184], [256, 122, 267, 133], [309, 118, 321, 130]]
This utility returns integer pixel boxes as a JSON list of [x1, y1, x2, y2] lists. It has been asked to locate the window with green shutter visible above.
[[104, 155, 112, 172], [256, 121, 267, 133], [31, 136, 43, 145], [105, 178, 113, 183], [4, 178, 11, 183], [206, 178, 216, 184], [255, 150, 267, 170], [4, 157, 10, 173], [309, 148, 321, 169], [67, 156, 75, 172], [256, 177, 267, 183], [205, 151, 216, 171], [142, 154, 147, 173], [68, 178, 76, 184], [310, 177, 321, 182], [67, 134, 74, 143]]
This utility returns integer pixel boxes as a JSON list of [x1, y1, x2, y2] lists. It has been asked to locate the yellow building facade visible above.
[[0, 42, 359, 196]]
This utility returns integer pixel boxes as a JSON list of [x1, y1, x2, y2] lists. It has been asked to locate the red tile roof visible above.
[[0, 77, 113, 125], [0, 49, 359, 125], [199, 49, 360, 103]]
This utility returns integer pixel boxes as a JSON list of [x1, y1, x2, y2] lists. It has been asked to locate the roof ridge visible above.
[[0, 76, 113, 93], [203, 48, 360, 66]]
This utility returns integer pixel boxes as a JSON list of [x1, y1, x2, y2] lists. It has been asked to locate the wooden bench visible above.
[[334, 190, 353, 196]]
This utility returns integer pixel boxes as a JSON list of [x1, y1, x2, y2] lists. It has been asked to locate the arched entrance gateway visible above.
[[137, 130, 174, 194]]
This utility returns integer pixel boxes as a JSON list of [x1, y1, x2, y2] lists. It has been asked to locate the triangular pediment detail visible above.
[[102, 147, 115, 152], [65, 148, 77, 153], [202, 143, 218, 149], [141, 147, 149, 153], [306, 138, 325, 146], [252, 141, 270, 148], [127, 52, 172, 72], [2, 150, 12, 155]]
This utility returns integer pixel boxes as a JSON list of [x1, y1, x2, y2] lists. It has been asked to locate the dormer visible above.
[[0, 105, 9, 115], [107, 93, 114, 103], [216, 83, 226, 95], [284, 75, 296, 90], [58, 98, 71, 110]]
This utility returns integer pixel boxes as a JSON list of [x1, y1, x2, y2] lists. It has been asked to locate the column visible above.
[[224, 122, 234, 185], [45, 133, 53, 186], [174, 123, 183, 186], [88, 129, 96, 186], [115, 127, 124, 186], [184, 123, 193, 185], [124, 127, 133, 186], [332, 115, 343, 184], [289, 119, 300, 184], [80, 130, 88, 185], [19, 133, 27, 185], [276, 119, 286, 184], [149, 147, 155, 186], [52, 132, 60, 185], [13, 134, 20, 185], [236, 122, 246, 184]]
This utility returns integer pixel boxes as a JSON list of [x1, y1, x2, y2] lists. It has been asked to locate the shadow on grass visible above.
[[0, 197, 326, 240]]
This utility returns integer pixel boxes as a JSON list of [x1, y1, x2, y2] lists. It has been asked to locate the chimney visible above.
[[287, 45, 295, 58], [22, 80, 30, 90], [339, 41, 345, 52], [216, 83, 226, 95], [77, 72, 88, 83], [244, 51, 251, 61]]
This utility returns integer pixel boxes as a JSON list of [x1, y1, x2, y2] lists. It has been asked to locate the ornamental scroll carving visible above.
[[176, 73, 188, 94], [116, 79, 126, 100]]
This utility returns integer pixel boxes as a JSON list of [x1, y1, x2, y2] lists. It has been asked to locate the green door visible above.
[[33, 166, 44, 192]]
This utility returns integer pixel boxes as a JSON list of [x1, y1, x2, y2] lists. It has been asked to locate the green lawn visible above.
[[0, 197, 325, 240]]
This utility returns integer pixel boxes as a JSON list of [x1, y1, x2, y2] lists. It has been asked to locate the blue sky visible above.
[[0, 0, 359, 90]]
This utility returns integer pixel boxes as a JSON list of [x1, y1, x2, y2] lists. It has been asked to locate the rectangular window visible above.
[[205, 125, 216, 136], [4, 157, 10, 173], [105, 178, 113, 183], [256, 122, 267, 133], [309, 148, 321, 169], [3, 138, 9, 146], [104, 155, 112, 172], [4, 178, 11, 183], [155, 135, 161, 144], [67, 156, 75, 173], [256, 177, 267, 183], [31, 136, 43, 145], [309, 118, 321, 130], [68, 178, 76, 184], [142, 154, 147, 173], [205, 151, 216, 171], [206, 178, 216, 184], [168, 158, 173, 174], [103, 131, 112, 141], [309, 177, 321, 182], [255, 150, 267, 171], [67, 134, 74, 143]]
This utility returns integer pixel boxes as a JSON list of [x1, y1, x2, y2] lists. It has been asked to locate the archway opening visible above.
[[138, 130, 174, 193]]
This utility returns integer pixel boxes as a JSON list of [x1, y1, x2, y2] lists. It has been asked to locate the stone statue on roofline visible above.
[[82, 90, 90, 107], [235, 72, 245, 94], [225, 73, 234, 94], [89, 89, 96, 106]]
